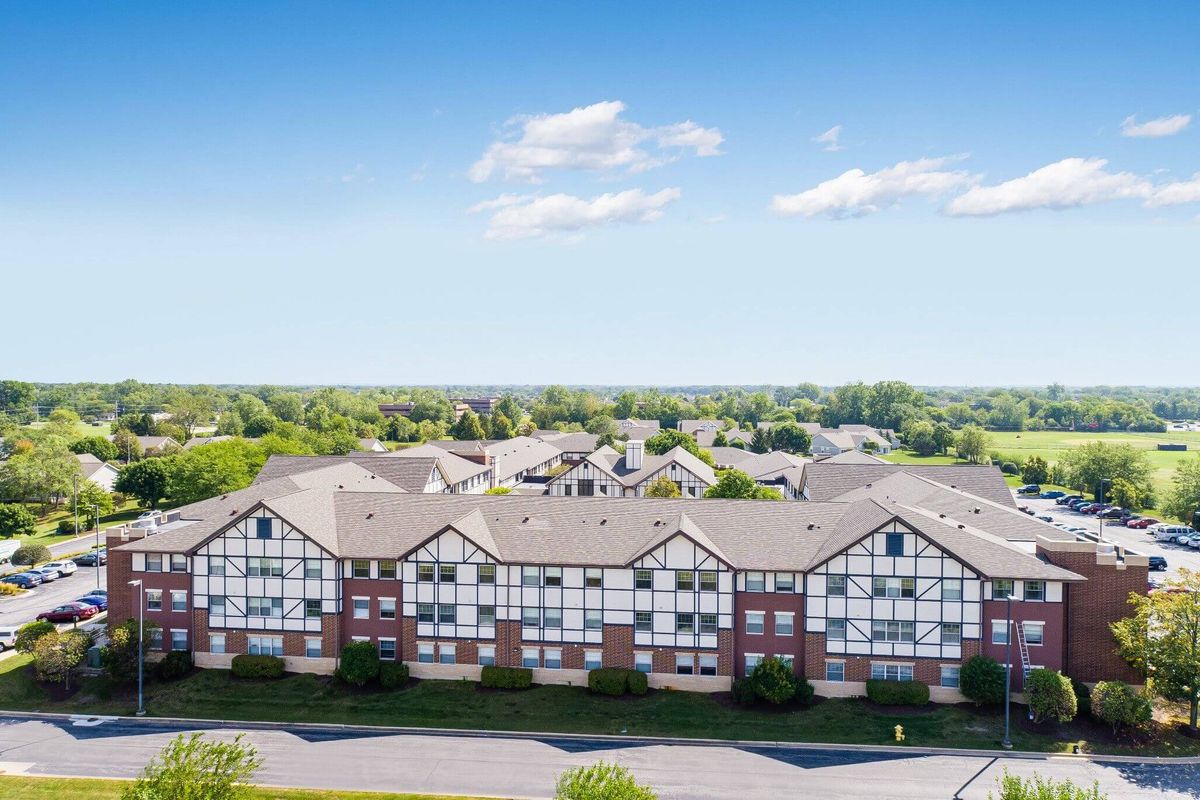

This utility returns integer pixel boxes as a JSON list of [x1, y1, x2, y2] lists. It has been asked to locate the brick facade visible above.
[[734, 590, 804, 677], [805, 632, 982, 685]]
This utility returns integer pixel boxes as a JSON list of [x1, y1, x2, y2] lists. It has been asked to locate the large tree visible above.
[[866, 380, 921, 431], [643, 429, 715, 467], [954, 425, 991, 464], [0, 441, 79, 508], [704, 469, 780, 500], [1058, 442, 1153, 501], [904, 420, 938, 456], [164, 392, 213, 439], [167, 441, 259, 505], [1163, 455, 1200, 525], [70, 435, 119, 462], [115, 459, 172, 509], [449, 409, 487, 441], [769, 422, 811, 454]]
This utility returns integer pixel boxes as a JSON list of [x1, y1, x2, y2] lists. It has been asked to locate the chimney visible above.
[[626, 440, 644, 470]]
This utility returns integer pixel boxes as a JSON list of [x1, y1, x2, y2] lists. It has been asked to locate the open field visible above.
[[0, 776, 494, 800], [20, 420, 113, 440]]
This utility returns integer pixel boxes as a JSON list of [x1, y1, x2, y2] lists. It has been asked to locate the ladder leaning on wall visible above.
[[1014, 620, 1032, 684]]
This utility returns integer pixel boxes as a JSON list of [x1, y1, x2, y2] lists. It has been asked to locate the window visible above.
[[522, 566, 539, 586], [746, 572, 765, 592], [991, 619, 1009, 645], [1023, 622, 1045, 645], [478, 564, 496, 584], [825, 661, 845, 682], [827, 575, 846, 597], [170, 591, 187, 612], [941, 623, 962, 645], [170, 554, 187, 572], [578, 479, 594, 496], [676, 613, 695, 634], [149, 628, 163, 649], [775, 612, 794, 636], [635, 611, 652, 632], [145, 554, 162, 572], [209, 557, 225, 576], [353, 598, 369, 619], [440, 564, 457, 584], [634, 569, 652, 589], [248, 597, 283, 618], [305, 599, 321, 619], [379, 561, 397, 580], [993, 579, 1014, 599], [522, 607, 539, 628], [352, 560, 370, 579], [417, 603, 434, 623], [1024, 581, 1046, 602], [304, 559, 321, 579], [417, 643, 434, 663], [210, 595, 226, 615], [885, 532, 904, 556], [521, 648, 539, 669], [147, 590, 162, 611], [478, 646, 496, 666], [248, 636, 283, 657], [380, 598, 396, 620], [478, 605, 496, 626], [699, 613, 718, 634], [436, 643, 453, 664], [871, 663, 914, 682], [545, 567, 562, 587], [544, 608, 562, 628], [634, 652, 652, 673], [699, 654, 717, 676], [744, 654, 762, 673], [417, 564, 434, 583], [675, 654, 694, 675], [585, 651, 602, 670], [169, 630, 187, 651], [209, 634, 226, 654], [438, 604, 456, 624], [775, 573, 795, 593], [585, 609, 602, 630], [940, 665, 960, 688], [872, 577, 915, 598], [544, 648, 562, 669], [255, 517, 273, 539], [778, 655, 794, 670], [585, 568, 603, 588], [827, 619, 847, 640], [943, 579, 963, 601], [305, 638, 321, 659], [248, 558, 282, 578], [745, 612, 765, 635], [871, 620, 915, 642], [675, 571, 694, 591], [699, 571, 717, 592]]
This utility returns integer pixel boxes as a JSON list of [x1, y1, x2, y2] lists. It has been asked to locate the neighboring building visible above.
[[105, 435, 181, 456], [254, 450, 490, 495], [695, 427, 755, 448], [359, 438, 389, 453], [546, 442, 717, 498], [707, 447, 756, 469], [379, 403, 472, 420], [426, 436, 563, 488], [535, 432, 600, 464], [724, 450, 809, 493], [452, 397, 500, 416], [679, 420, 722, 437], [183, 435, 236, 450], [76, 453, 119, 492], [105, 463, 1146, 698], [617, 419, 660, 432], [798, 462, 1017, 508], [811, 430, 858, 457]]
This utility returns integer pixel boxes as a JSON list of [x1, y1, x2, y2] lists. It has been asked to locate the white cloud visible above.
[[1120, 114, 1191, 138], [340, 164, 373, 183], [1145, 173, 1200, 207], [468, 101, 723, 183], [470, 187, 682, 240], [944, 157, 1151, 216], [771, 157, 975, 218], [813, 125, 843, 152]]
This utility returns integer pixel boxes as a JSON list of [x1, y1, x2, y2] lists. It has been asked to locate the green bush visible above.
[[337, 641, 380, 686], [14, 620, 56, 654], [1000, 461, 1020, 476], [230, 654, 284, 679], [749, 657, 797, 704], [480, 665, 533, 689], [56, 518, 77, 535], [1071, 678, 1091, 712], [587, 667, 648, 697], [156, 650, 193, 681], [379, 662, 409, 690], [627, 668, 648, 696], [990, 770, 1106, 800], [555, 761, 657, 800], [1025, 669, 1077, 723], [731, 677, 757, 705], [1090, 681, 1153, 734], [11, 543, 51, 566], [792, 674, 815, 705], [960, 655, 1007, 705], [865, 679, 930, 706], [0, 504, 37, 539]]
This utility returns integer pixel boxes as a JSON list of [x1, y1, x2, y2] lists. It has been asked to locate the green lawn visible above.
[[0, 654, 1195, 757], [11, 500, 141, 547], [0, 776, 496, 800]]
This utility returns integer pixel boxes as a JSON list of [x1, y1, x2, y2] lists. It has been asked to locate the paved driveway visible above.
[[0, 569, 106, 628]]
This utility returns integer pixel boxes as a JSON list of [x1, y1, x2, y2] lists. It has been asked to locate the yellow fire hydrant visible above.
[[894, 724, 905, 742]]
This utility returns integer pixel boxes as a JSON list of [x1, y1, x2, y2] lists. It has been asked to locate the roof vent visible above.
[[229, 509, 238, 516], [866, 483, 872, 488], [957, 524, 965, 530], [950, 484, 957, 489], [366, 512, 374, 519], [338, 484, 344, 489], [522, 516, 529, 523], [600, 518, 607, 525], [807, 523, 815, 530], [221, 494, 228, 500], [939, 513, 946, 518], [973, 507, 981, 514]]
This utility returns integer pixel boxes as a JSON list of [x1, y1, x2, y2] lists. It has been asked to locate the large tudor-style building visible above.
[[105, 459, 1146, 699]]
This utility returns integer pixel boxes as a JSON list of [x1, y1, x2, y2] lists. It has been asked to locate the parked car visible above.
[[73, 550, 107, 566], [1040, 490, 1066, 499], [75, 594, 108, 611], [1098, 507, 1126, 520], [0, 627, 17, 651], [1129, 518, 1159, 529], [42, 560, 77, 577], [1057, 495, 1084, 505], [1017, 484, 1042, 495], [87, 588, 107, 596], [1069, 500, 1092, 511], [1148, 556, 1168, 571], [1037, 514, 1054, 523], [31, 567, 60, 582], [0, 572, 43, 589], [1022, 507, 1036, 515], [35, 602, 99, 623]]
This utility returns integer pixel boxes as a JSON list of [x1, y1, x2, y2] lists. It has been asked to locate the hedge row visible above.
[[587, 667, 647, 696], [865, 679, 930, 706], [481, 665, 533, 689], [380, 662, 409, 689], [231, 654, 285, 679]]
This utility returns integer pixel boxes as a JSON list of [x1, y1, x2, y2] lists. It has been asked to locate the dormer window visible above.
[[256, 518, 273, 539]]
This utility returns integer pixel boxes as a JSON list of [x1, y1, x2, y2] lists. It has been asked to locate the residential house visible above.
[[76, 453, 119, 492], [546, 441, 716, 498], [359, 438, 389, 453], [535, 432, 600, 464]]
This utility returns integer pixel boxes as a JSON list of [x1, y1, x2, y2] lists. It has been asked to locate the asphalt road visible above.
[[0, 716, 1195, 799]]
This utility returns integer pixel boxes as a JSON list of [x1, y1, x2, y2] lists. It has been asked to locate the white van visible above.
[[0, 541, 19, 565], [1154, 525, 1196, 544], [0, 626, 18, 651]]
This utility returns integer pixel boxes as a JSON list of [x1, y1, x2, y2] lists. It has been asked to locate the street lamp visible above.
[[93, 504, 101, 589], [128, 579, 146, 716], [73, 474, 79, 537], [1002, 593, 1014, 750], [1097, 478, 1111, 542]]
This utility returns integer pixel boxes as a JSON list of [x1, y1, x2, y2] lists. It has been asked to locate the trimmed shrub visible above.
[[792, 674, 815, 705], [627, 668, 648, 696], [14, 620, 56, 654], [865, 679, 930, 706], [555, 761, 657, 800], [749, 657, 797, 705], [1000, 461, 1020, 476], [11, 543, 51, 566], [230, 654, 284, 679], [731, 677, 757, 706], [156, 649, 193, 681], [588, 667, 628, 696], [379, 662, 409, 690], [1025, 669, 1077, 723], [338, 641, 380, 686], [481, 665, 532, 689], [1091, 680, 1153, 734], [960, 655, 1007, 706], [1071, 677, 1092, 712], [56, 518, 77, 535]]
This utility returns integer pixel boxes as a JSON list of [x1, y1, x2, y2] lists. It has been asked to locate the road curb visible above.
[[5, 710, 1198, 765]]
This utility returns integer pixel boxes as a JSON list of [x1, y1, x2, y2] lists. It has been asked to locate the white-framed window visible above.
[[352, 597, 369, 619], [209, 633, 226, 654], [248, 636, 283, 657], [585, 610, 603, 630], [522, 607, 539, 628], [417, 643, 434, 663], [675, 653, 694, 675], [991, 619, 1009, 645], [170, 629, 187, 651], [544, 648, 562, 669], [942, 579, 963, 601], [545, 567, 562, 587], [170, 590, 187, 612], [634, 652, 652, 673], [871, 663, 913, 682], [699, 613, 718, 634], [248, 557, 283, 578], [379, 561, 397, 580], [872, 620, 914, 643], [584, 651, 603, 670], [634, 569, 652, 589], [305, 599, 322, 618], [417, 603, 434, 623], [209, 557, 225, 576], [745, 612, 765, 635], [827, 575, 846, 596], [248, 597, 283, 618], [146, 590, 162, 611], [478, 645, 496, 666], [992, 579, 1014, 599], [305, 638, 322, 659], [379, 598, 396, 620], [304, 559, 322, 579], [676, 613, 695, 634], [775, 573, 795, 593], [544, 608, 562, 628], [872, 577, 915, 598], [521, 648, 539, 668], [585, 568, 603, 588], [478, 605, 496, 626], [478, 564, 496, 584], [744, 654, 763, 673], [170, 554, 187, 572], [439, 604, 456, 624], [150, 628, 163, 649], [1023, 622, 1045, 645], [435, 643, 452, 664], [775, 612, 794, 636], [440, 564, 457, 584], [145, 554, 163, 572], [941, 623, 962, 645], [417, 564, 434, 583], [940, 665, 960, 688], [1024, 581, 1046, 602], [352, 560, 371, 579], [699, 654, 717, 676], [522, 566, 539, 586], [635, 611, 652, 632], [676, 570, 695, 591], [209, 595, 226, 615], [825, 661, 845, 682], [827, 619, 847, 640], [746, 572, 765, 592], [699, 571, 717, 592]]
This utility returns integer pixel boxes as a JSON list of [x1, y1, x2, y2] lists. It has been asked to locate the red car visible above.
[[1128, 518, 1159, 529], [36, 602, 99, 623]]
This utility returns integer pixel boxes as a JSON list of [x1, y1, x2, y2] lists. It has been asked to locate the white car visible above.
[[32, 566, 60, 582], [42, 561, 77, 577], [0, 627, 17, 651]]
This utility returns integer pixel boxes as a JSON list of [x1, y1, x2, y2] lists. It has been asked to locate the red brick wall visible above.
[[804, 632, 982, 684], [193, 610, 341, 659], [340, 577, 403, 646], [106, 545, 192, 653], [734, 591, 804, 676], [980, 598, 1065, 686]]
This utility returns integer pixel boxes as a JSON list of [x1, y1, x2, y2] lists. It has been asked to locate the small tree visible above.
[[703, 469, 759, 500], [70, 436, 120, 463], [338, 641, 380, 686], [1090, 681, 1152, 735], [0, 503, 37, 538], [102, 618, 162, 683], [960, 655, 1007, 706], [122, 733, 263, 800], [988, 770, 1106, 800], [955, 425, 992, 464], [749, 657, 796, 705], [14, 620, 56, 653], [1108, 477, 1140, 510], [1021, 456, 1050, 486], [1025, 669, 1077, 723], [115, 458, 171, 508], [749, 427, 771, 454], [11, 543, 51, 566], [555, 761, 657, 800], [643, 475, 681, 498], [32, 629, 92, 691]]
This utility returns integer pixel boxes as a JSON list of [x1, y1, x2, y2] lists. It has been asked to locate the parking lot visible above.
[[1015, 493, 1200, 582], [0, 562, 107, 629]]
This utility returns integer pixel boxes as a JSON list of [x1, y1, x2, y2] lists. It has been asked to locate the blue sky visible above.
[[2, 2, 1197, 386]]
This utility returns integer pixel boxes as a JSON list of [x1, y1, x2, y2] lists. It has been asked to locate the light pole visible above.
[[1097, 478, 1110, 542], [1002, 593, 1014, 750], [93, 504, 101, 589], [128, 579, 146, 716], [73, 474, 79, 537]]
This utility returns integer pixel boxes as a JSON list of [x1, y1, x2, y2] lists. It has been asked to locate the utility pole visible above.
[[93, 504, 101, 589], [1002, 592, 1014, 750], [73, 474, 79, 537], [129, 579, 146, 716]]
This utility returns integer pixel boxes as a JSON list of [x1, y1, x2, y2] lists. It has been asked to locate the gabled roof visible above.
[[568, 445, 717, 488], [255, 453, 439, 494], [385, 444, 492, 486], [801, 461, 1016, 507], [484, 436, 564, 482], [727, 450, 809, 481], [821, 449, 890, 465], [626, 510, 732, 568], [679, 419, 722, 435], [708, 446, 756, 467], [537, 431, 600, 454], [812, 430, 856, 450]]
